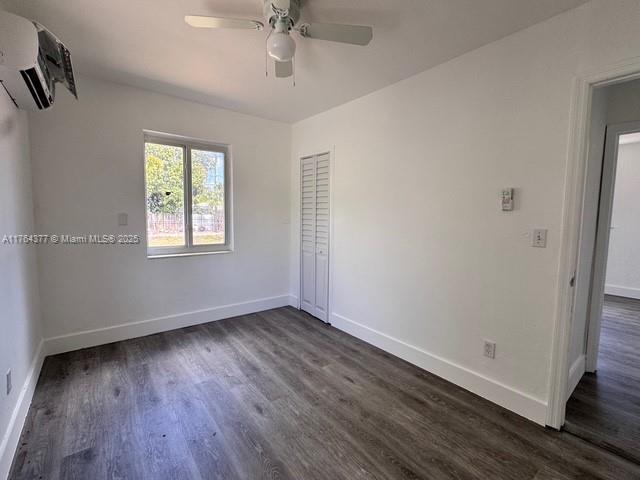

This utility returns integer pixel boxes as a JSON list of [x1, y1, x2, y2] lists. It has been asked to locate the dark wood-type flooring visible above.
[[10, 307, 640, 479], [565, 295, 640, 465]]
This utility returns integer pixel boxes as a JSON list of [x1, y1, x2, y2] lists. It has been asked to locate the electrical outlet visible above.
[[483, 341, 496, 359], [6, 369, 11, 395]]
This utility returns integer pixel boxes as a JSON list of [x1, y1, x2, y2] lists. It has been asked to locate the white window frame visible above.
[[144, 131, 233, 258]]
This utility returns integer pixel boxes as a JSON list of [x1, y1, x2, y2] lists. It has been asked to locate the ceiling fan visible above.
[[185, 0, 373, 79]]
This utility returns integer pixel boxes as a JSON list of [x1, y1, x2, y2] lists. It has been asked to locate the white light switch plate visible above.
[[532, 229, 547, 248]]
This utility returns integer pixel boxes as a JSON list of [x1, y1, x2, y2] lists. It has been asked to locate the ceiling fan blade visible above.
[[298, 23, 373, 46], [275, 60, 293, 78], [185, 15, 263, 30]]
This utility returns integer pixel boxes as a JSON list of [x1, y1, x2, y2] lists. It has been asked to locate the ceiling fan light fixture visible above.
[[267, 31, 296, 62], [185, 1, 374, 81]]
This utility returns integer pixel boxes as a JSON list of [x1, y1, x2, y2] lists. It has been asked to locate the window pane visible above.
[[145, 142, 185, 248], [191, 149, 225, 245]]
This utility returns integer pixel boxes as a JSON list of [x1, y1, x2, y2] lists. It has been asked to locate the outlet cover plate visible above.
[[484, 341, 496, 359]]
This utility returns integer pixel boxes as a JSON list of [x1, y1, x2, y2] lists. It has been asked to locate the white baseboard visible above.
[[288, 295, 299, 308], [566, 354, 586, 401], [45, 295, 291, 356], [604, 284, 640, 300], [331, 312, 548, 426], [0, 340, 45, 480]]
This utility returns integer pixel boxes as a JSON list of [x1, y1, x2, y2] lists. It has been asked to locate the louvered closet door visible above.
[[300, 156, 316, 314], [313, 154, 330, 321], [300, 153, 330, 321]]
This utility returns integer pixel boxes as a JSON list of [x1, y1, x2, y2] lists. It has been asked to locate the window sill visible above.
[[147, 249, 233, 259]]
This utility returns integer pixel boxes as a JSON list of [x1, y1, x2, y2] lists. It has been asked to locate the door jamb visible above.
[[547, 59, 640, 429]]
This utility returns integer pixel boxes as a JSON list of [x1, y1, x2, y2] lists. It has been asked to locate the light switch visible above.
[[117, 213, 128, 226], [532, 229, 547, 248]]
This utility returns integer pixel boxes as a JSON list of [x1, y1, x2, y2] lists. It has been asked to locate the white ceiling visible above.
[[3, 0, 589, 123]]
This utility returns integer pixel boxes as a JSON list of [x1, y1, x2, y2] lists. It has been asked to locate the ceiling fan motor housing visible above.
[[264, 0, 300, 28]]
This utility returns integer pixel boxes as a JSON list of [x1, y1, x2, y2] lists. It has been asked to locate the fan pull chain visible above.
[[265, 30, 272, 78], [293, 57, 296, 87]]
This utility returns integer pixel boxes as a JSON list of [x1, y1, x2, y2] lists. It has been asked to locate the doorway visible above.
[[564, 121, 640, 463], [299, 152, 331, 322]]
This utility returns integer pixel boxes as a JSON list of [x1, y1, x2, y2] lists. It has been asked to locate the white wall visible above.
[[606, 141, 640, 298], [0, 87, 43, 478], [28, 76, 291, 349], [290, 0, 640, 424]]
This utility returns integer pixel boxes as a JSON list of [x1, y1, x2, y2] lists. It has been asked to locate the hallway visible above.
[[565, 295, 640, 464]]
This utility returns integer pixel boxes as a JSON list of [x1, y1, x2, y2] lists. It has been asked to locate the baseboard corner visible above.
[[288, 295, 299, 308]]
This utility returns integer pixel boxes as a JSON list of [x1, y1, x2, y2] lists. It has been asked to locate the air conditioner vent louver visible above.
[[20, 67, 51, 109]]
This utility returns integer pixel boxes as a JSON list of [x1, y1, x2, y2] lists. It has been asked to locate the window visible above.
[[144, 132, 232, 257]]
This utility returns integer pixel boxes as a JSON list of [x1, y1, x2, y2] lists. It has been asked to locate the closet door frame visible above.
[[298, 146, 335, 324]]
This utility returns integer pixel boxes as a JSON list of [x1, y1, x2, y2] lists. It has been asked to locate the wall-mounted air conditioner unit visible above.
[[0, 10, 78, 110]]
